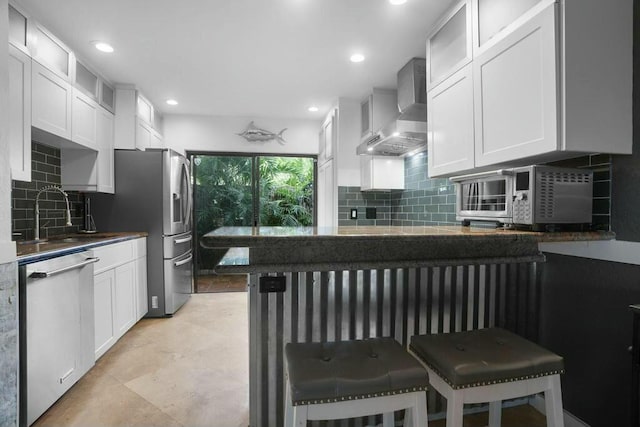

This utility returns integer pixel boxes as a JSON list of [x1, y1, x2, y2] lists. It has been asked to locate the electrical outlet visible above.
[[350, 208, 358, 219], [366, 207, 377, 219], [259, 276, 286, 293]]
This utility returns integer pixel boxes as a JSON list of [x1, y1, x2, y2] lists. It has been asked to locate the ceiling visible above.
[[17, 0, 455, 119]]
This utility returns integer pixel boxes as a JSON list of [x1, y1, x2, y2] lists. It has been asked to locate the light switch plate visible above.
[[350, 208, 358, 219]]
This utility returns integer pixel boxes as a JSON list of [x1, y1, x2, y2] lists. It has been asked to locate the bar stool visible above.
[[409, 328, 565, 427], [284, 337, 429, 427]]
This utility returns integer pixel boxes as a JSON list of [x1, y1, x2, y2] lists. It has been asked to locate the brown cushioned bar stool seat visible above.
[[410, 328, 565, 427], [285, 337, 429, 427]]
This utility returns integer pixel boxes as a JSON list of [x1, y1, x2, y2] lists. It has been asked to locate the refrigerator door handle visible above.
[[174, 253, 193, 268], [174, 236, 192, 245]]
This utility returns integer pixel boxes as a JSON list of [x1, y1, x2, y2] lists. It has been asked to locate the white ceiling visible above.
[[17, 0, 455, 119]]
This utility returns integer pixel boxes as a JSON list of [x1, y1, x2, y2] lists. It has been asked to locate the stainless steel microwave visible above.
[[450, 165, 593, 229]]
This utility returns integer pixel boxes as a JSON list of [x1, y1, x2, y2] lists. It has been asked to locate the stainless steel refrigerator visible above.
[[92, 148, 193, 317]]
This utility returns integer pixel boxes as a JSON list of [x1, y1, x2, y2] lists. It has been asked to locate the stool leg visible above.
[[383, 412, 395, 427], [284, 382, 294, 427], [446, 390, 464, 427], [544, 375, 565, 427], [411, 391, 428, 427], [488, 401, 501, 427], [292, 405, 308, 427]]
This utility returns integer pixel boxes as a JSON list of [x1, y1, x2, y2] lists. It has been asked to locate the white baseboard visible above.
[[529, 395, 590, 427]]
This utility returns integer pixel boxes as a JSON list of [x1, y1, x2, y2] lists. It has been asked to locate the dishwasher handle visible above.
[[29, 257, 100, 278]]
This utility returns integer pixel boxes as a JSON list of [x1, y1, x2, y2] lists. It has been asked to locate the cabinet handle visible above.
[[29, 257, 100, 278], [174, 254, 193, 267], [174, 236, 192, 244]]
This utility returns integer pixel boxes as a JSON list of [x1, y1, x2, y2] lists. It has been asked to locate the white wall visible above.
[[0, 0, 17, 263], [163, 114, 321, 156]]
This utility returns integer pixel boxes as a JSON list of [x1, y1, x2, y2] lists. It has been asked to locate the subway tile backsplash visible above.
[[338, 153, 457, 227], [11, 142, 84, 240], [339, 153, 611, 230]]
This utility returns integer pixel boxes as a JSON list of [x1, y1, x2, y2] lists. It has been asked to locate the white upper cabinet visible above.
[[31, 23, 73, 80], [473, 2, 558, 167], [100, 81, 116, 114], [426, 0, 472, 91], [360, 156, 404, 191], [9, 44, 32, 182], [74, 60, 99, 100], [32, 60, 73, 140], [71, 88, 98, 150], [318, 110, 335, 165], [428, 64, 475, 177], [472, 0, 542, 50], [8, 4, 28, 52], [96, 109, 115, 193], [115, 87, 163, 150], [427, 0, 633, 177]]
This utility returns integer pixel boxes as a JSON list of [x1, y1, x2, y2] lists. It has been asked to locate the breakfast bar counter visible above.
[[202, 225, 613, 272], [200, 226, 614, 426]]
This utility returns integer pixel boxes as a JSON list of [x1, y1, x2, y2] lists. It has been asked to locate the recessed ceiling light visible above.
[[389, 0, 407, 4], [93, 41, 114, 53], [166, 99, 179, 106], [392, 132, 400, 137], [308, 106, 319, 112], [350, 53, 365, 63]]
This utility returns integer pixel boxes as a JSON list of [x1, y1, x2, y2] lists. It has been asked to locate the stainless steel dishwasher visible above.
[[21, 252, 98, 426]]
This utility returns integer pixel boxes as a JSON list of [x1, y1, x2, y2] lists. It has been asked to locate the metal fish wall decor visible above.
[[237, 121, 287, 145]]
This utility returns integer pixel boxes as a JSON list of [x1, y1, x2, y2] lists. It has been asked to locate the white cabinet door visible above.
[[97, 109, 115, 193], [317, 160, 335, 228], [427, 0, 473, 90], [9, 44, 31, 182], [114, 262, 137, 338], [135, 118, 152, 151], [150, 129, 164, 149], [94, 269, 116, 360], [135, 256, 148, 321], [32, 60, 72, 139], [71, 88, 98, 149], [473, 3, 558, 167], [321, 112, 335, 163], [360, 156, 404, 191], [428, 64, 475, 177]]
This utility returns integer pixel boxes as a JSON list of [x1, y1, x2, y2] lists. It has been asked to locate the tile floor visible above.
[[32, 291, 547, 427], [195, 273, 248, 293], [33, 293, 249, 427]]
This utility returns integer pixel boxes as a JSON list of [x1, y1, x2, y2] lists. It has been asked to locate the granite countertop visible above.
[[202, 225, 615, 248], [202, 226, 615, 273], [17, 232, 148, 265]]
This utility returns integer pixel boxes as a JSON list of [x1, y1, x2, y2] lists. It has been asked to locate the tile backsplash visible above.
[[338, 153, 456, 227], [339, 152, 611, 230], [11, 142, 84, 240]]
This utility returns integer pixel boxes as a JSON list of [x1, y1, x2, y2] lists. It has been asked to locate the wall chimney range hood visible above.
[[357, 58, 427, 157]]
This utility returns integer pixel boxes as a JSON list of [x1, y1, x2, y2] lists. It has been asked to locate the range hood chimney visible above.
[[357, 58, 427, 157]]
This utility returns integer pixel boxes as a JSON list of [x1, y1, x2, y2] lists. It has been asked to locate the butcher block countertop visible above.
[[201, 226, 614, 273], [17, 232, 148, 265]]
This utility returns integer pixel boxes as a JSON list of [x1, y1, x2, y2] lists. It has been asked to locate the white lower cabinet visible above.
[[93, 270, 116, 359], [92, 238, 147, 360]]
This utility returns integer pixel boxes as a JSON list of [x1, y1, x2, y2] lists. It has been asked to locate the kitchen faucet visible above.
[[34, 185, 73, 241]]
